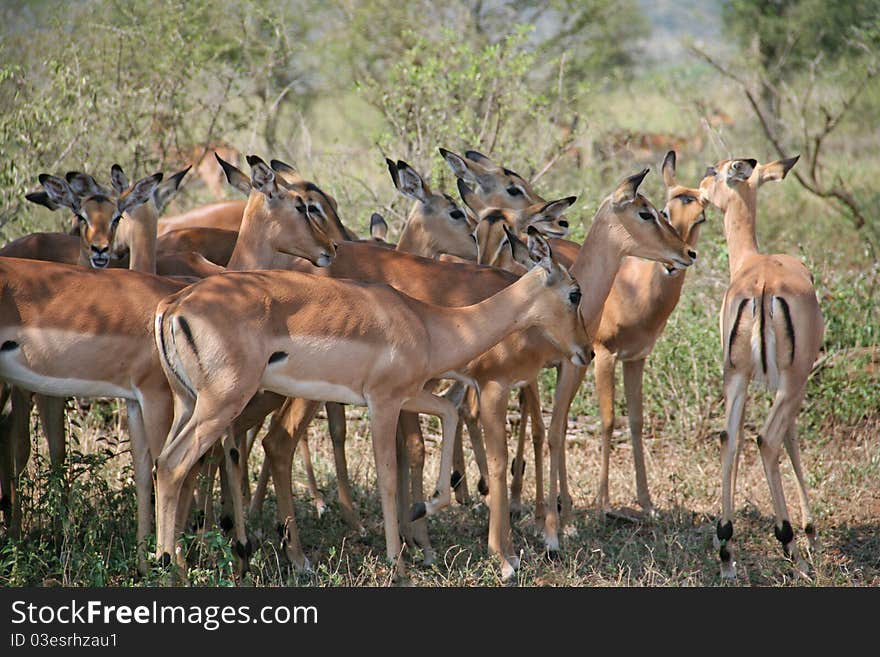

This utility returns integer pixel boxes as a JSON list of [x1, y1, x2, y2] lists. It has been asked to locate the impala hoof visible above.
[[450, 470, 463, 490]]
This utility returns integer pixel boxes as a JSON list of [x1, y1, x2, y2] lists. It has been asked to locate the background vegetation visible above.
[[1, 0, 878, 586]]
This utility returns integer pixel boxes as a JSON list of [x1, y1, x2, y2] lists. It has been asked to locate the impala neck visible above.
[[421, 266, 552, 376], [226, 195, 275, 271], [721, 190, 759, 277], [396, 220, 433, 258], [569, 203, 630, 336], [124, 203, 159, 274]]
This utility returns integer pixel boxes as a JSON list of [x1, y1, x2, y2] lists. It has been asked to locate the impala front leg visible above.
[[544, 360, 585, 553], [366, 399, 405, 577], [481, 380, 518, 581], [326, 402, 363, 533], [622, 358, 655, 516]]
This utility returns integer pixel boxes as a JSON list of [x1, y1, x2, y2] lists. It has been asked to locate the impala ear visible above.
[[110, 164, 130, 196], [526, 225, 555, 277], [457, 178, 488, 216], [270, 158, 305, 186], [65, 171, 107, 198], [39, 174, 80, 213], [612, 169, 649, 205], [536, 196, 576, 219], [25, 190, 61, 211], [504, 224, 532, 268], [662, 150, 677, 188], [248, 156, 278, 196], [758, 155, 799, 185], [216, 153, 252, 196], [370, 212, 388, 241], [118, 173, 163, 214], [391, 159, 431, 203], [439, 148, 474, 183], [464, 150, 498, 169], [152, 165, 190, 213]]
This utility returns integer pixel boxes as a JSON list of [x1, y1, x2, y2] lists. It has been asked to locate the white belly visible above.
[[261, 372, 366, 406], [0, 351, 133, 399]]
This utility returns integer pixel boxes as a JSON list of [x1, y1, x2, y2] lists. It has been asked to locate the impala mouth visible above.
[[90, 254, 110, 268]]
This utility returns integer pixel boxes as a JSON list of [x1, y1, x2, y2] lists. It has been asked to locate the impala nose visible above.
[[559, 220, 569, 228], [687, 249, 697, 260]]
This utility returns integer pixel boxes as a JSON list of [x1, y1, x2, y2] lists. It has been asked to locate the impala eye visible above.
[[638, 211, 654, 221], [449, 209, 464, 220], [569, 288, 582, 306], [307, 204, 321, 215], [296, 203, 307, 214], [506, 186, 523, 197], [680, 196, 694, 205]]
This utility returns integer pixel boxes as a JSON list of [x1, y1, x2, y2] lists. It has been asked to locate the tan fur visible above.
[[700, 155, 823, 579]]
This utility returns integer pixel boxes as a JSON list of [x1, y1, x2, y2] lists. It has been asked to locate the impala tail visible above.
[[155, 305, 197, 400]]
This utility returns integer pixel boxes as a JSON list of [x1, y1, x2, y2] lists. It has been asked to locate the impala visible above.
[[152, 230, 589, 576], [699, 155, 822, 579], [252, 171, 694, 580], [0, 156, 335, 573]]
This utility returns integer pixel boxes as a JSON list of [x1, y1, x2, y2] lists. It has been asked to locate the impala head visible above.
[[270, 159, 351, 243], [660, 150, 708, 276], [387, 158, 476, 259], [441, 147, 571, 238], [699, 155, 799, 211], [33, 171, 161, 268], [217, 153, 336, 266], [524, 228, 590, 367], [602, 168, 696, 273]]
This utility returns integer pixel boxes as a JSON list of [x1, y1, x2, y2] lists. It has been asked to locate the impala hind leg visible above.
[[622, 358, 655, 516], [525, 381, 546, 524], [262, 397, 320, 571], [717, 373, 748, 580], [155, 394, 249, 576], [299, 435, 327, 518], [0, 386, 32, 538], [452, 418, 469, 504], [784, 421, 816, 549], [461, 386, 489, 498], [399, 411, 433, 563], [509, 388, 528, 516], [758, 384, 810, 575], [403, 392, 459, 518], [326, 402, 363, 533], [126, 401, 156, 576], [249, 454, 271, 520], [220, 430, 253, 576], [545, 360, 585, 553]]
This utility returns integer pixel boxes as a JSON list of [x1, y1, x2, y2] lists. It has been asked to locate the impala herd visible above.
[[0, 145, 823, 584]]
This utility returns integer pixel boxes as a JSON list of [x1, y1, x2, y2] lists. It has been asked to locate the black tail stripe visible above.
[[729, 298, 749, 367], [160, 312, 197, 398], [759, 285, 767, 375], [177, 316, 199, 359], [777, 297, 796, 365]]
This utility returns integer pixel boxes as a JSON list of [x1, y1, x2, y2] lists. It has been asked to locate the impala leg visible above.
[[0, 387, 32, 538], [221, 430, 252, 576], [462, 386, 489, 497], [758, 384, 808, 574], [481, 381, 518, 580], [594, 349, 616, 514], [298, 434, 327, 518], [366, 400, 405, 577], [262, 397, 319, 571], [155, 393, 247, 576], [717, 373, 748, 580], [37, 395, 67, 473], [622, 358, 655, 516], [452, 417, 469, 504], [509, 389, 527, 516], [399, 412, 432, 563], [249, 453, 271, 520], [544, 360, 585, 553], [403, 391, 459, 518], [240, 427, 258, 506], [126, 400, 155, 576], [326, 402, 363, 533], [525, 381, 546, 524], [198, 446, 221, 532], [784, 420, 816, 549]]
